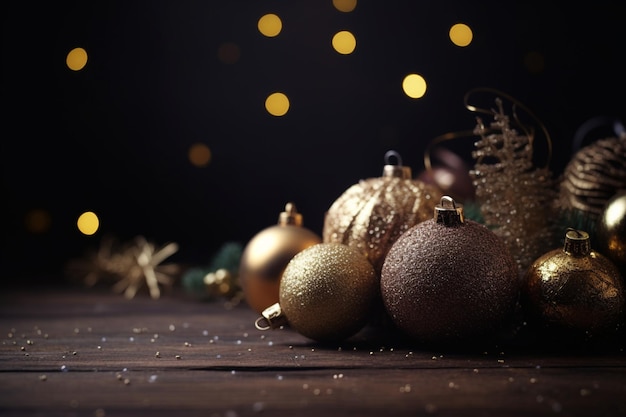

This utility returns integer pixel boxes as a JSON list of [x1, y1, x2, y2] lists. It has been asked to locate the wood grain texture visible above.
[[1, 287, 625, 417]]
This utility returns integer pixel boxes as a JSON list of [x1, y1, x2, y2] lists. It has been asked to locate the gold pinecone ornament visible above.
[[323, 150, 442, 276], [556, 134, 626, 243]]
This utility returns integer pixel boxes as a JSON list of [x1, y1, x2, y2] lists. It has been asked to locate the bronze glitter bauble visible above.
[[323, 150, 442, 276], [239, 203, 321, 314], [523, 228, 625, 343], [277, 243, 378, 342], [380, 196, 520, 347], [596, 192, 626, 277]]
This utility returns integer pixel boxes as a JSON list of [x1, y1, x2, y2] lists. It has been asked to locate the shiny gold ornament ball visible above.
[[323, 150, 442, 275], [380, 196, 520, 346], [279, 243, 378, 342], [523, 229, 625, 342], [239, 203, 321, 314], [596, 192, 626, 276]]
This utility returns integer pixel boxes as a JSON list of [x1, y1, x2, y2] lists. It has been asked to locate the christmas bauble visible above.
[[596, 192, 626, 276], [523, 228, 625, 343], [417, 147, 475, 202], [182, 241, 243, 301], [380, 196, 520, 347], [556, 135, 626, 241], [276, 242, 378, 342], [323, 150, 442, 276], [239, 203, 321, 314]]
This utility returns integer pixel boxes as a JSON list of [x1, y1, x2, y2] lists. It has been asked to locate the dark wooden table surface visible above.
[[1, 286, 625, 417]]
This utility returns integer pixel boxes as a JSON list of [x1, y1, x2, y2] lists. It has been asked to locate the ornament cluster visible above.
[[67, 92, 625, 351], [241, 97, 626, 350]]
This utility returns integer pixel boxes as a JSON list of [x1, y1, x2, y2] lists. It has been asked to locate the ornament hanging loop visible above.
[[279, 202, 303, 226], [423, 129, 477, 173], [385, 150, 402, 165], [464, 87, 553, 170], [571, 116, 625, 154], [434, 196, 464, 226], [563, 228, 591, 257], [383, 150, 412, 179], [255, 302, 288, 331]]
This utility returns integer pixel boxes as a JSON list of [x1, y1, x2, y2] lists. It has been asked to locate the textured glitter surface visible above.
[[323, 176, 441, 276], [279, 243, 378, 342], [523, 243, 625, 340], [239, 224, 321, 314], [470, 99, 559, 276], [380, 219, 520, 345]]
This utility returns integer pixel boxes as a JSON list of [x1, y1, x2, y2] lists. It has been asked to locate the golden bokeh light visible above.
[[265, 92, 290, 116], [258, 14, 282, 37], [189, 143, 212, 167], [77, 211, 100, 236], [333, 0, 357, 12], [332, 31, 357, 55], [402, 73, 427, 99], [24, 209, 51, 234], [449, 23, 473, 47], [66, 47, 88, 71]]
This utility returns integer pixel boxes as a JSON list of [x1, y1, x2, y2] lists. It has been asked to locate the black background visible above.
[[3, 1, 625, 288]]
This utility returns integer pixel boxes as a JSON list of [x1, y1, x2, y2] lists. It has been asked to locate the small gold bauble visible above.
[[596, 192, 626, 276], [278, 242, 378, 342], [523, 228, 625, 342], [323, 150, 442, 275], [239, 203, 321, 314]]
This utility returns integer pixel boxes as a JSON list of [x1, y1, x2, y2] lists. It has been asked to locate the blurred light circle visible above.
[[449, 23, 473, 47], [66, 47, 88, 71], [265, 92, 290, 116], [402, 73, 427, 99], [258, 14, 282, 37], [332, 31, 357, 55], [77, 211, 99, 236]]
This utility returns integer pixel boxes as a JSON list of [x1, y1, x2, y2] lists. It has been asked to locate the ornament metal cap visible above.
[[563, 228, 591, 257], [255, 302, 288, 330], [434, 195, 464, 226], [382, 150, 412, 179], [278, 202, 303, 226]]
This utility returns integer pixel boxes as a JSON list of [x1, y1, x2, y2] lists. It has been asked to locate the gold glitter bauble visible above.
[[596, 192, 626, 277], [380, 196, 520, 347], [323, 150, 442, 276], [278, 243, 378, 342], [523, 229, 625, 342], [239, 203, 321, 314]]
